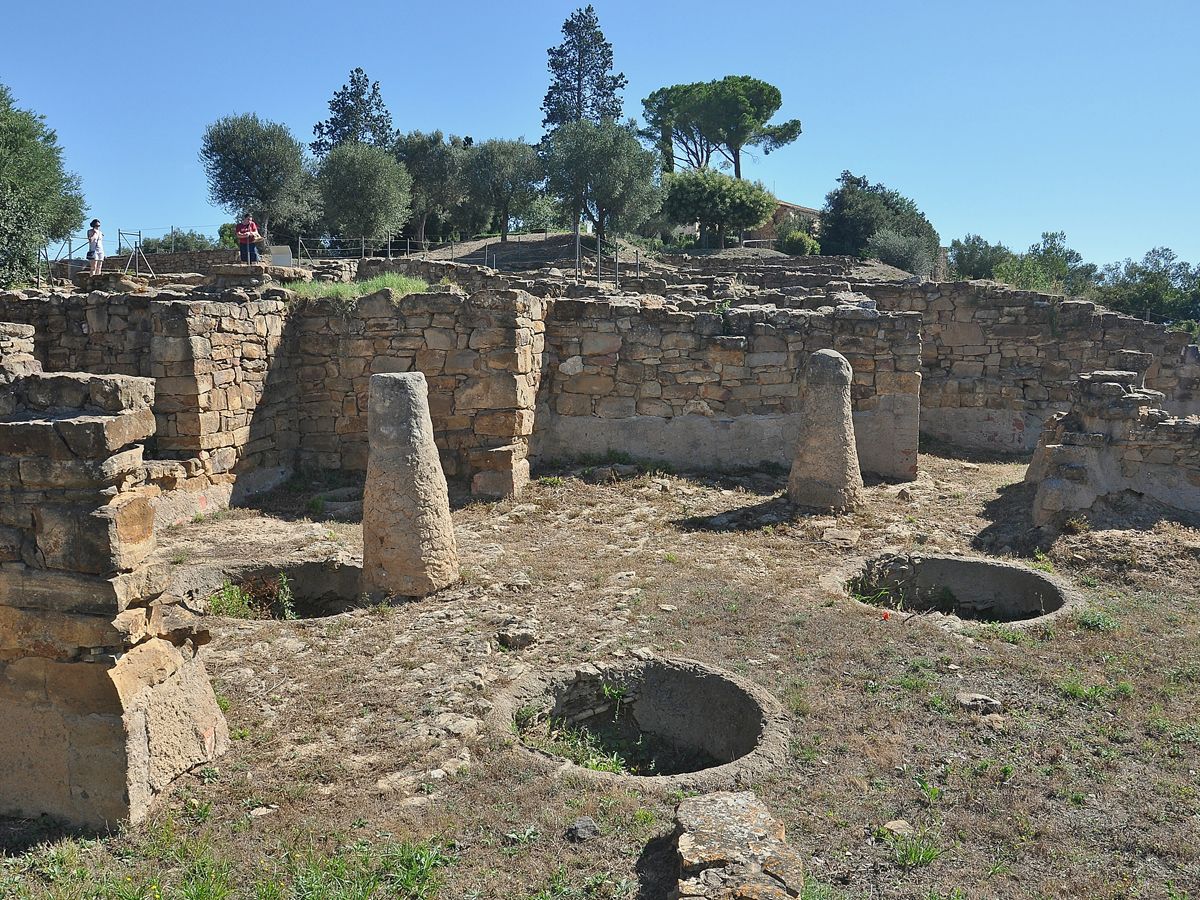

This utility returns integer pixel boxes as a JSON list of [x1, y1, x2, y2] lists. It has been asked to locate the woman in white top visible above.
[[87, 219, 104, 275]]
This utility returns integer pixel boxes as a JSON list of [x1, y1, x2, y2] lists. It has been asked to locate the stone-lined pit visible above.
[[170, 558, 365, 619], [493, 657, 790, 791], [848, 552, 1078, 624]]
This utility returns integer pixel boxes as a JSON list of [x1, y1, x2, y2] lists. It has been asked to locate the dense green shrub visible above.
[[780, 229, 819, 256], [865, 228, 934, 277]]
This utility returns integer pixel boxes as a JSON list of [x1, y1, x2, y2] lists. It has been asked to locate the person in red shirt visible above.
[[235, 213, 261, 263]]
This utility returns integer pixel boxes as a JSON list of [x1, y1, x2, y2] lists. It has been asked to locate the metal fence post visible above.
[[614, 245, 619, 289], [636, 249, 641, 277], [361, 237, 366, 259]]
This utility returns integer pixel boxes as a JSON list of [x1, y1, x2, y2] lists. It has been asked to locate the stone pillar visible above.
[[362, 372, 459, 597], [0, 361, 227, 829], [788, 348, 864, 510]]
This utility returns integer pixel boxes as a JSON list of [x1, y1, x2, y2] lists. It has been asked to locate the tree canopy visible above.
[[319, 142, 411, 238], [311, 67, 395, 156], [542, 120, 660, 245], [541, 5, 626, 129], [819, 171, 939, 274], [1095, 248, 1199, 324], [140, 229, 219, 254], [466, 139, 543, 241], [948, 234, 1015, 280], [642, 76, 800, 178], [199, 113, 315, 237], [0, 84, 85, 287], [663, 168, 775, 248], [392, 130, 470, 246]]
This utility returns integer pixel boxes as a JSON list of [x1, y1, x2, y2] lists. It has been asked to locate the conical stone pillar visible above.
[[362, 372, 459, 597], [787, 349, 864, 511]]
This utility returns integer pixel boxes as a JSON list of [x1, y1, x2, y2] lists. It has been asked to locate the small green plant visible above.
[[915, 774, 943, 805], [275, 572, 297, 621], [306, 497, 326, 516], [662, 552, 680, 564], [601, 682, 628, 718], [538, 475, 565, 487], [1061, 515, 1091, 534], [1030, 549, 1055, 573]]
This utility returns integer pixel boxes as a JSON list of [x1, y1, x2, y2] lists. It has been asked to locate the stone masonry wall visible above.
[[0, 291, 296, 524], [1026, 370, 1200, 527], [52, 249, 239, 278], [534, 298, 923, 480], [0, 357, 226, 828], [291, 289, 544, 497], [848, 280, 1200, 452]]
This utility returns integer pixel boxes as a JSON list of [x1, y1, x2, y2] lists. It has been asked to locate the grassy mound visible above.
[[282, 273, 428, 302]]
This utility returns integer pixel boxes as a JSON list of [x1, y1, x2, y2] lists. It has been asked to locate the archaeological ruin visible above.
[[2, 247, 1199, 896]]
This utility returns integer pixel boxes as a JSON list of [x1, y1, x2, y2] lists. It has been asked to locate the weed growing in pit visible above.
[[1076, 607, 1119, 632], [538, 476, 565, 487], [207, 580, 255, 618], [526, 720, 630, 774]]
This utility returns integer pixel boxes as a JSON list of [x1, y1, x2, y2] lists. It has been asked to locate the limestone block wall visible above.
[[849, 280, 1200, 451], [0, 361, 227, 828], [534, 299, 923, 480], [291, 289, 545, 496], [0, 291, 297, 522], [1026, 370, 1200, 527], [147, 295, 297, 520]]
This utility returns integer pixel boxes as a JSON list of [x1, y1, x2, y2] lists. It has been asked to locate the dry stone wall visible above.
[[848, 280, 1200, 451], [535, 298, 922, 480], [0, 355, 227, 828], [1027, 370, 1200, 527], [0, 290, 296, 524], [291, 289, 544, 496]]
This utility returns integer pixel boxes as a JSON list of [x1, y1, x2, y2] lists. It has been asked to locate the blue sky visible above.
[[4, 0, 1197, 264]]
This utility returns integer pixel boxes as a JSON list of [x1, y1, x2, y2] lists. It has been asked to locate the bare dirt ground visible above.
[[2, 448, 1198, 899]]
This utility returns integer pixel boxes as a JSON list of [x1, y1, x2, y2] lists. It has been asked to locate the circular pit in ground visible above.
[[848, 552, 1078, 624], [171, 558, 365, 619], [496, 657, 790, 791]]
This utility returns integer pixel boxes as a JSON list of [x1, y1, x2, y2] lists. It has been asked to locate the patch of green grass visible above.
[[976, 624, 1031, 645], [801, 882, 854, 900], [1076, 607, 1119, 632], [538, 476, 565, 487], [888, 830, 944, 869], [282, 273, 429, 308], [1147, 715, 1200, 746], [782, 680, 812, 717], [1057, 673, 1134, 705]]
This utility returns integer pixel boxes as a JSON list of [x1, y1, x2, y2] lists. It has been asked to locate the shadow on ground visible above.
[[634, 830, 678, 900]]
